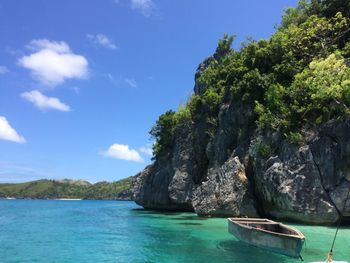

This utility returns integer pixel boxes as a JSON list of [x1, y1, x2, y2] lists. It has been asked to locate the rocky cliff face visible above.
[[133, 59, 350, 225]]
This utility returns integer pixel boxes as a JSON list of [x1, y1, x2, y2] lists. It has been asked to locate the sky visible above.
[[0, 0, 299, 183]]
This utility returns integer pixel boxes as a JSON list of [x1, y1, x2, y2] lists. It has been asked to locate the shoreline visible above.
[[0, 197, 132, 201], [54, 198, 82, 201]]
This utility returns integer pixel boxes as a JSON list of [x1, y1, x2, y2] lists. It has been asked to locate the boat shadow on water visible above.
[[217, 240, 289, 263]]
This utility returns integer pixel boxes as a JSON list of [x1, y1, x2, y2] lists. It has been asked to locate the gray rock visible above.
[[132, 55, 350, 224], [192, 156, 257, 217], [250, 129, 344, 224], [310, 120, 350, 216], [168, 122, 195, 209], [115, 189, 133, 200], [133, 163, 183, 210], [208, 102, 254, 166], [133, 121, 196, 211]]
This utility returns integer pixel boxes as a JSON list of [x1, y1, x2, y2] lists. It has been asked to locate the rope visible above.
[[327, 184, 350, 260], [326, 251, 333, 263]]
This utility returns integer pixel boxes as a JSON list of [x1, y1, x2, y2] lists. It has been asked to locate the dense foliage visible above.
[[0, 177, 133, 200], [150, 110, 177, 158], [150, 0, 350, 158]]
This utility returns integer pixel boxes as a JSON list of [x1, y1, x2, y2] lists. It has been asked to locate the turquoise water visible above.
[[0, 200, 349, 263]]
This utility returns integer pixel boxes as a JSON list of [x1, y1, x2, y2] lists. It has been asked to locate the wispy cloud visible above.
[[139, 146, 152, 156], [102, 143, 143, 162], [0, 116, 26, 144], [0, 65, 9, 74], [125, 78, 138, 88], [115, 0, 155, 17], [21, 90, 70, 112], [130, 0, 155, 17], [106, 73, 121, 86], [87, 34, 118, 50], [18, 39, 88, 87], [0, 162, 46, 183]]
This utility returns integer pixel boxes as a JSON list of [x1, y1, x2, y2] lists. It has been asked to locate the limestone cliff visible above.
[[133, 1, 350, 224], [133, 56, 350, 224]]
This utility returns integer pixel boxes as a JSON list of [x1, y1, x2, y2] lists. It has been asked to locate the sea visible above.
[[0, 200, 349, 263]]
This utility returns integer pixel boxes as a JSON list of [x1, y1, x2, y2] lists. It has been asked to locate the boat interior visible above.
[[229, 218, 298, 235]]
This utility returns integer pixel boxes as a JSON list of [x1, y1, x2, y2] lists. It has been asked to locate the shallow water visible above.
[[0, 200, 349, 262]]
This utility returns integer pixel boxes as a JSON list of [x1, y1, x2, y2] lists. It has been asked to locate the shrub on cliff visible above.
[[150, 110, 177, 158], [150, 0, 350, 157]]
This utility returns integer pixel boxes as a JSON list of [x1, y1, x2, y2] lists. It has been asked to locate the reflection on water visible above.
[[217, 240, 288, 263]]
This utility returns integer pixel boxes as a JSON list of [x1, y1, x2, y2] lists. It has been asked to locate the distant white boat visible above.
[[5, 197, 16, 200]]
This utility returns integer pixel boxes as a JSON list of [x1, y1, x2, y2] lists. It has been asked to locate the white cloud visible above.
[[0, 65, 9, 74], [139, 146, 153, 156], [102, 144, 143, 162], [87, 34, 118, 50], [18, 39, 88, 87], [21, 90, 70, 112], [0, 116, 26, 144], [125, 78, 138, 88], [130, 0, 155, 17]]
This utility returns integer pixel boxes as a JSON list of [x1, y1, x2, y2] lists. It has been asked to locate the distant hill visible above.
[[0, 177, 133, 200]]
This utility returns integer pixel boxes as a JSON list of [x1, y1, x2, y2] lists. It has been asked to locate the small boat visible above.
[[228, 218, 305, 258]]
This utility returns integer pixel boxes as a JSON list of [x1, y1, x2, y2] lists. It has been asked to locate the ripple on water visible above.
[[0, 200, 349, 263]]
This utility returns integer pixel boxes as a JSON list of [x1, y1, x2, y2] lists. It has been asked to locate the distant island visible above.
[[0, 177, 133, 200]]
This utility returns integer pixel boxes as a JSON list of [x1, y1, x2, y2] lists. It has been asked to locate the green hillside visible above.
[[0, 177, 133, 200]]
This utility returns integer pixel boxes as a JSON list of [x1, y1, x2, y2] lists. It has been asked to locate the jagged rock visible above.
[[310, 120, 350, 217], [132, 53, 350, 224], [115, 189, 133, 200], [132, 113, 350, 224], [207, 102, 254, 166], [192, 156, 257, 217], [168, 122, 195, 209], [133, 122, 195, 211], [252, 140, 339, 224], [133, 163, 184, 210]]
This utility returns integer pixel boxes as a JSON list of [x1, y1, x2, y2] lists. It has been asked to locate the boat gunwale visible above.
[[228, 218, 305, 240]]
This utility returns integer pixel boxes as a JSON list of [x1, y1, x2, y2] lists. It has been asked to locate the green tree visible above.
[[150, 110, 177, 158], [290, 53, 350, 125], [214, 34, 235, 60]]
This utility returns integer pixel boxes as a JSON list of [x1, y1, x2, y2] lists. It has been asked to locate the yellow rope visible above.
[[325, 251, 333, 262], [326, 184, 350, 262]]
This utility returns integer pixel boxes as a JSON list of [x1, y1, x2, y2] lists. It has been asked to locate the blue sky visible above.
[[0, 0, 298, 183]]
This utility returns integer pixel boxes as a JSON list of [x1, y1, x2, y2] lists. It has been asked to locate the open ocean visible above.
[[0, 200, 349, 263]]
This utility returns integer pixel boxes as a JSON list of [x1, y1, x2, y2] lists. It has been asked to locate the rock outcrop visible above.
[[133, 114, 350, 224], [192, 156, 257, 217], [251, 137, 340, 224], [132, 56, 350, 224]]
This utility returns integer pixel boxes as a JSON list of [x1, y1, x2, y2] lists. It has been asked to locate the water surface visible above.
[[0, 200, 349, 262]]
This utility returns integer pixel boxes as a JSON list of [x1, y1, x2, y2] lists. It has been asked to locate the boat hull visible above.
[[228, 218, 305, 258]]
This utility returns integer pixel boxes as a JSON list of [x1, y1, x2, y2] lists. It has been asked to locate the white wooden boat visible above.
[[228, 218, 305, 258]]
